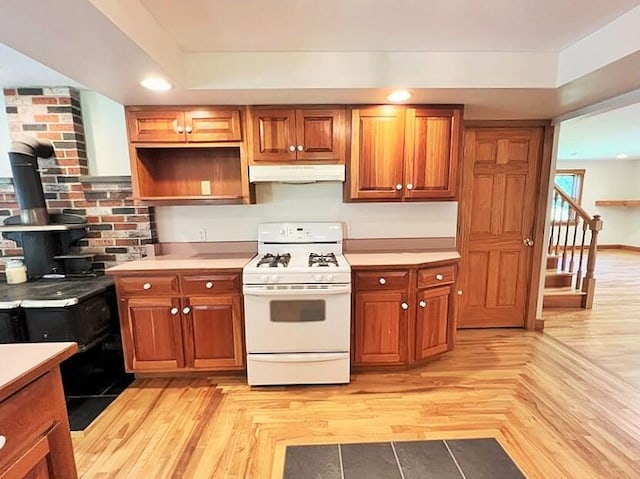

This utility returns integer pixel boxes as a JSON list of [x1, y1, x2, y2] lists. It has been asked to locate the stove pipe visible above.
[[8, 138, 55, 225]]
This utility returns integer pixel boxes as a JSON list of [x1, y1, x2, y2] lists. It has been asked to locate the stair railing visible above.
[[548, 185, 603, 308]]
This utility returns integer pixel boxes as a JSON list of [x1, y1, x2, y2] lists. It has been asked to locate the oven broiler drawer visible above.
[[181, 273, 240, 295], [117, 275, 179, 295], [354, 270, 409, 291], [246, 353, 350, 386]]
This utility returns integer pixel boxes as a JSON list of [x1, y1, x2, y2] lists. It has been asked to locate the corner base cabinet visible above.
[[113, 271, 245, 373], [352, 261, 457, 369]]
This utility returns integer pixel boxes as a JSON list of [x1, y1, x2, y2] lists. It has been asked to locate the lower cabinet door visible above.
[[122, 297, 185, 371], [353, 291, 409, 366], [415, 286, 451, 361], [182, 295, 244, 370]]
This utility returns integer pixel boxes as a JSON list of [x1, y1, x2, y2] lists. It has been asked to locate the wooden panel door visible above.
[[353, 291, 409, 365], [127, 110, 185, 142], [185, 109, 242, 142], [349, 106, 406, 200], [295, 109, 345, 162], [458, 127, 543, 327], [123, 297, 185, 370], [183, 296, 244, 370], [405, 108, 461, 199], [414, 286, 451, 361], [251, 109, 297, 161]]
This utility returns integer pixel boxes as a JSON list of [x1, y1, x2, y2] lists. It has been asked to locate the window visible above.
[[552, 169, 585, 222]]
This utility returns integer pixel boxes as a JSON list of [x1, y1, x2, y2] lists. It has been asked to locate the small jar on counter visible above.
[[5, 259, 27, 284]]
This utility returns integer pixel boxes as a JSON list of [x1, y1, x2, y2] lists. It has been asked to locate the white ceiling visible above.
[[0, 0, 640, 160]]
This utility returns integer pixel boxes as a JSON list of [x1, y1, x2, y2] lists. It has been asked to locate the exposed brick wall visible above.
[[1, 87, 156, 272]]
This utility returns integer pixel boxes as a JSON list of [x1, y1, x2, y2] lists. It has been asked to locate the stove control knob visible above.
[[314, 274, 323, 282], [326, 274, 334, 282], [271, 275, 280, 283], [143, 282, 152, 290], [260, 275, 269, 283]]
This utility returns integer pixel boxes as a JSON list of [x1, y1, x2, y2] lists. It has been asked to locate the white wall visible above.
[[556, 159, 640, 246], [156, 183, 458, 242], [80, 91, 130, 176], [0, 95, 12, 177]]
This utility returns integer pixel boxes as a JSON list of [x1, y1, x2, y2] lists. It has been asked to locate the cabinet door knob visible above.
[[378, 277, 386, 285], [289, 145, 296, 152], [170, 307, 179, 315], [401, 302, 409, 310], [182, 307, 191, 315], [395, 184, 403, 190], [143, 282, 152, 290], [419, 300, 427, 308], [407, 183, 413, 190], [176, 126, 184, 133], [435, 274, 444, 281], [297, 145, 304, 151], [205, 281, 214, 289], [185, 126, 193, 134], [0, 435, 5, 450]]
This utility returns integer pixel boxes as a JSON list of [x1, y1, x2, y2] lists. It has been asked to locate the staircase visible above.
[[543, 185, 603, 309]]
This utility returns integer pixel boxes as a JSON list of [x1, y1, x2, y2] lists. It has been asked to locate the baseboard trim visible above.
[[598, 244, 640, 252], [535, 319, 545, 331]]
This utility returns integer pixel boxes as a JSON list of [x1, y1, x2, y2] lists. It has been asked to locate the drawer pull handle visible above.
[[143, 282, 152, 290], [435, 274, 444, 281], [0, 435, 5, 450], [183, 307, 191, 315], [170, 307, 179, 315], [205, 281, 214, 289], [401, 302, 409, 310], [419, 300, 427, 308], [378, 277, 386, 285]]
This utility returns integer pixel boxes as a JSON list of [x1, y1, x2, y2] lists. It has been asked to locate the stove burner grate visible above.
[[309, 252, 339, 267], [257, 253, 291, 268]]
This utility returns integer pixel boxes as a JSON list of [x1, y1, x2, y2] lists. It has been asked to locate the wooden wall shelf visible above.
[[595, 200, 640, 207]]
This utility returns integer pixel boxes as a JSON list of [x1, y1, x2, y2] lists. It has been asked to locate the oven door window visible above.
[[270, 300, 325, 322]]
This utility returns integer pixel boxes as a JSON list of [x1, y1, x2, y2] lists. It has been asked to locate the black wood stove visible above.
[[0, 138, 118, 351]]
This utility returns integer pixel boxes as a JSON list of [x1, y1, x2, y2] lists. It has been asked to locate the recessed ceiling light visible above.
[[140, 77, 172, 91], [616, 153, 629, 159], [386, 90, 412, 102]]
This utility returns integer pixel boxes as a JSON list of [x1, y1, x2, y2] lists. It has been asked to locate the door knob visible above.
[[289, 145, 296, 152], [523, 238, 534, 247], [185, 126, 193, 134], [297, 145, 304, 151], [406, 183, 413, 190], [419, 300, 426, 308], [395, 184, 403, 190], [176, 126, 184, 133], [182, 307, 191, 315], [401, 302, 409, 310], [170, 307, 179, 315]]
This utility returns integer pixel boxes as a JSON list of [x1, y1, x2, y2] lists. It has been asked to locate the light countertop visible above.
[[0, 342, 77, 401], [106, 253, 255, 273], [345, 250, 460, 267]]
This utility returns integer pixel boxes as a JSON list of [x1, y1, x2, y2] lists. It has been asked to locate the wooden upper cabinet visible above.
[[405, 108, 461, 199], [348, 105, 463, 201], [249, 107, 345, 163], [127, 107, 242, 143], [349, 106, 406, 200]]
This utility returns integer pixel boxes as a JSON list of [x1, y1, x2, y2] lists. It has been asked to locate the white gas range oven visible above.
[[242, 222, 351, 386]]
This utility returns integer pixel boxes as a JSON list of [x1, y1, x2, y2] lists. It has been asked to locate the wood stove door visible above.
[[120, 296, 184, 371]]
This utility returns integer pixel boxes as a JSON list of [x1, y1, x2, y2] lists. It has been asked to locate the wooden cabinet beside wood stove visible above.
[[352, 261, 457, 369], [114, 271, 244, 373]]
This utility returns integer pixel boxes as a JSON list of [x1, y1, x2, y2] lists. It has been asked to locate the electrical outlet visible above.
[[198, 228, 207, 241], [200, 180, 211, 195]]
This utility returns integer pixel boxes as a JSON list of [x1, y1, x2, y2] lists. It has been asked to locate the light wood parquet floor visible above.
[[544, 250, 640, 389], [72, 326, 640, 478]]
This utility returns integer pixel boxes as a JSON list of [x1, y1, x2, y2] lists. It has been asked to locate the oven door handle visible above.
[[249, 353, 348, 363], [243, 285, 351, 297]]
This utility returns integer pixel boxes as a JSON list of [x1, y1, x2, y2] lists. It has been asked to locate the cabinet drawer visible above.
[[117, 275, 179, 295], [181, 273, 241, 295], [0, 372, 56, 471], [354, 270, 409, 291], [417, 265, 455, 288]]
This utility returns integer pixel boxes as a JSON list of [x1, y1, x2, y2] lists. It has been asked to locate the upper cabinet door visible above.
[[185, 109, 242, 142], [127, 110, 186, 142], [405, 107, 462, 199], [251, 109, 297, 161], [295, 109, 345, 162], [349, 106, 406, 200]]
